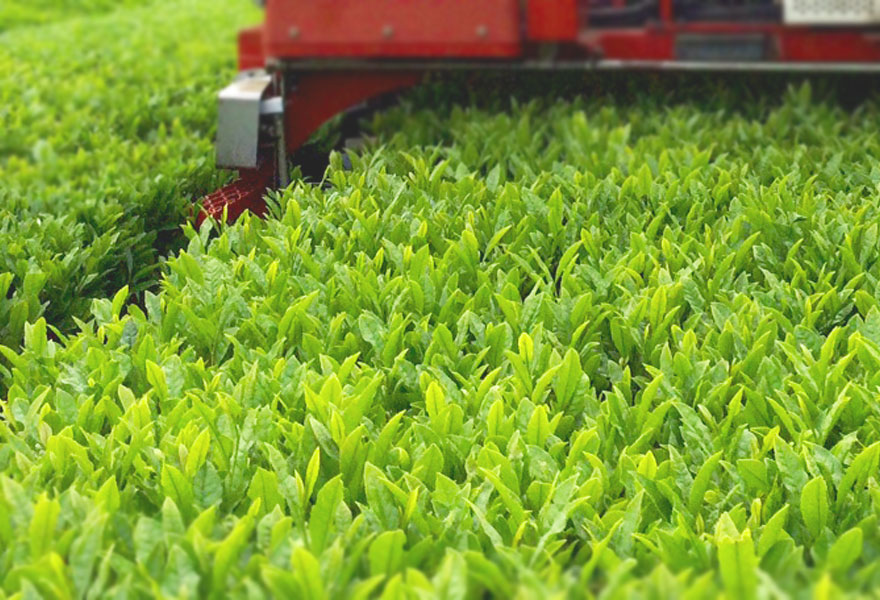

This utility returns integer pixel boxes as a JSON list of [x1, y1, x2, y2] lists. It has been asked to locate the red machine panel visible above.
[[264, 0, 523, 59], [588, 25, 880, 63], [527, 0, 578, 42], [238, 27, 266, 70]]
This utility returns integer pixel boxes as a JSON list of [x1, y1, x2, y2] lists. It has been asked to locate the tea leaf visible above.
[[801, 477, 829, 539]]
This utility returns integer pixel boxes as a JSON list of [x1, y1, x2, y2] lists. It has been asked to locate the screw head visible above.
[[382, 24, 395, 39], [289, 26, 301, 39], [476, 24, 489, 38]]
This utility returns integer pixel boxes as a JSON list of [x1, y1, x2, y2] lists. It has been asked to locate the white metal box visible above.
[[784, 0, 880, 24]]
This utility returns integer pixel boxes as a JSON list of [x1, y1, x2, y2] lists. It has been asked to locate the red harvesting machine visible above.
[[201, 0, 880, 222]]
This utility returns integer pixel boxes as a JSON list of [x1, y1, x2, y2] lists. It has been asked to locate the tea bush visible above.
[[0, 0, 259, 349], [0, 0, 147, 31], [4, 78, 880, 597]]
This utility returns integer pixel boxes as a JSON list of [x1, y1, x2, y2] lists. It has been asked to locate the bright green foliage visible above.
[[4, 27, 880, 598], [0, 0, 147, 31], [0, 0, 260, 348]]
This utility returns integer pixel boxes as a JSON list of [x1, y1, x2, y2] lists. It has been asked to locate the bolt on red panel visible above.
[[264, 0, 522, 59]]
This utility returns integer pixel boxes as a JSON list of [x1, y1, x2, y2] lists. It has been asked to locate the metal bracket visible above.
[[262, 94, 289, 188], [260, 96, 284, 116], [216, 72, 275, 169]]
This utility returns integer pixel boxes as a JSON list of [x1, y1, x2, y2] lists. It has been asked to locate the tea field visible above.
[[0, 0, 260, 349], [4, 2, 880, 599]]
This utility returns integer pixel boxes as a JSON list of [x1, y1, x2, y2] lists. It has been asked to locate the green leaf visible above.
[[110, 285, 129, 320], [715, 513, 758, 599], [291, 546, 327, 600], [94, 477, 120, 513], [185, 429, 212, 477], [308, 476, 343, 554], [69, 510, 108, 598], [801, 476, 829, 539], [305, 447, 321, 500], [368, 529, 406, 577], [486, 165, 502, 193], [212, 514, 255, 589], [365, 463, 402, 530], [432, 550, 468, 600], [425, 380, 447, 427], [828, 527, 863, 573], [161, 464, 194, 517], [837, 442, 880, 509], [193, 463, 223, 507], [145, 360, 169, 400], [28, 494, 60, 559], [248, 468, 283, 514], [526, 405, 551, 447], [554, 348, 582, 410], [757, 505, 789, 557], [688, 451, 722, 516], [320, 374, 343, 407]]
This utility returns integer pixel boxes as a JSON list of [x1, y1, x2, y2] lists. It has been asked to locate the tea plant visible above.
[[4, 80, 880, 597], [0, 0, 259, 350], [0, 0, 148, 31]]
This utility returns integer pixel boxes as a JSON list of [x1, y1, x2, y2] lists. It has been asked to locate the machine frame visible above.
[[200, 0, 880, 223]]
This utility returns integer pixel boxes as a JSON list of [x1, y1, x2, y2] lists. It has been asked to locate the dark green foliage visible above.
[[0, 0, 259, 348]]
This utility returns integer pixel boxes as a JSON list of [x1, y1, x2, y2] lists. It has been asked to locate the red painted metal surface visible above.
[[264, 0, 522, 58], [198, 159, 274, 225], [780, 31, 880, 61], [660, 0, 673, 23], [584, 28, 673, 61], [584, 25, 880, 63], [284, 71, 422, 152], [258, 1, 880, 67], [238, 26, 266, 71], [527, 0, 578, 42]]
